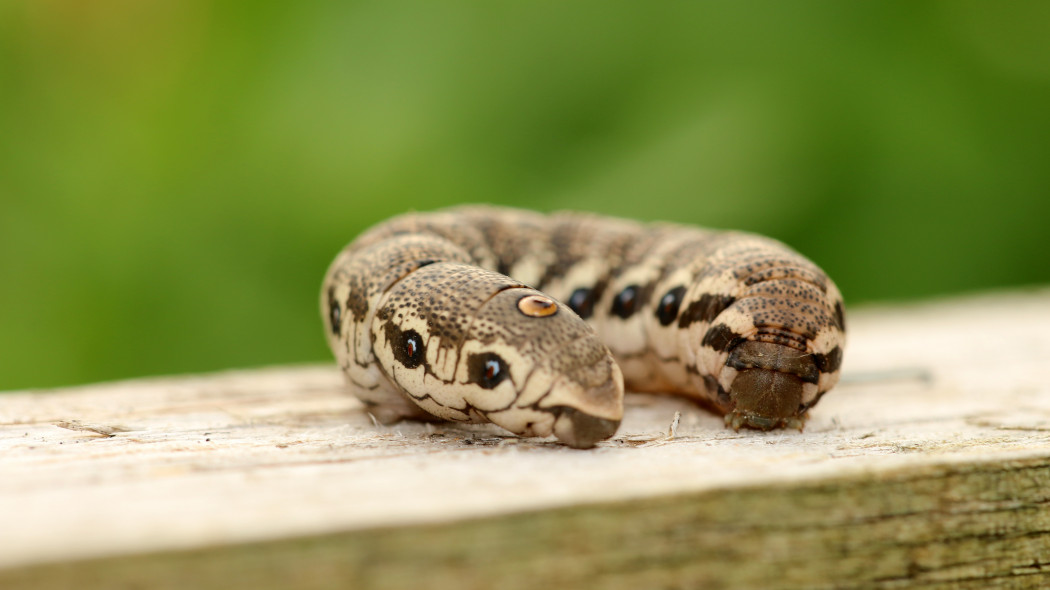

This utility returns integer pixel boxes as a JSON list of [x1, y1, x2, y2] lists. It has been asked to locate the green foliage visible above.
[[2, 1, 1048, 389]]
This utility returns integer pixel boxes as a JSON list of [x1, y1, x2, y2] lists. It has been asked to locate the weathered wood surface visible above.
[[2, 289, 1050, 589]]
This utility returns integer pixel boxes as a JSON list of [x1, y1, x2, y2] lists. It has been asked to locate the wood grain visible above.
[[2, 289, 1049, 589]]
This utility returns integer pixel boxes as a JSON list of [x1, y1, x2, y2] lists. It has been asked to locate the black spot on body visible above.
[[468, 352, 509, 389], [813, 346, 843, 374], [834, 301, 847, 332], [611, 285, 640, 319], [702, 374, 732, 406], [655, 286, 686, 326], [678, 293, 737, 328], [568, 288, 596, 319], [701, 324, 744, 353], [327, 288, 341, 336]]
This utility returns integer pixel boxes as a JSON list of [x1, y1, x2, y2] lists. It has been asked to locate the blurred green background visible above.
[[2, 1, 1048, 391]]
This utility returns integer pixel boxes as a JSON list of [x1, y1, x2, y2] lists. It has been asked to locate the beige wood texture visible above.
[[1, 289, 1049, 589]]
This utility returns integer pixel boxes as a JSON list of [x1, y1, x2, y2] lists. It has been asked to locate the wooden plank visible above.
[[1, 289, 1049, 589]]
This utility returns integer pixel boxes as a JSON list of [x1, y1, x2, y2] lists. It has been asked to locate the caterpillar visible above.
[[321, 206, 846, 448]]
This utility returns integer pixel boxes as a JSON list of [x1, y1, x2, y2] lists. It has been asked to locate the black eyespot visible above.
[[610, 285, 639, 319], [568, 288, 595, 319], [328, 293, 341, 336], [468, 352, 509, 389], [655, 286, 686, 326], [400, 329, 425, 368]]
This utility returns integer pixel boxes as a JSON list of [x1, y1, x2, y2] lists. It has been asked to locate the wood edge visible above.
[[4, 455, 1049, 590]]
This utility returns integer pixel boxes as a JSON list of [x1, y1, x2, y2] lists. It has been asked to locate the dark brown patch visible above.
[[730, 369, 804, 428], [834, 301, 847, 332], [701, 324, 744, 353], [677, 293, 737, 328], [813, 346, 843, 374], [551, 406, 620, 449], [344, 284, 370, 321], [702, 374, 732, 406], [536, 222, 586, 288], [327, 287, 341, 336]]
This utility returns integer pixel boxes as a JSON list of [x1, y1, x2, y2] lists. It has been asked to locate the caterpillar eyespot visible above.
[[321, 205, 846, 449], [469, 352, 509, 389], [392, 327, 424, 369], [567, 288, 595, 319], [656, 286, 686, 327], [517, 294, 558, 318], [611, 285, 640, 319]]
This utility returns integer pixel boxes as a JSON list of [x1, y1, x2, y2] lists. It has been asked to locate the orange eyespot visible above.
[[517, 294, 558, 317]]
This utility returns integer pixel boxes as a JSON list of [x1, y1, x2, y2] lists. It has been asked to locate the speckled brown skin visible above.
[[321, 206, 846, 447]]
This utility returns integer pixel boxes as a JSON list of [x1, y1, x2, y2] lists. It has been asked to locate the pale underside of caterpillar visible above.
[[321, 206, 846, 449]]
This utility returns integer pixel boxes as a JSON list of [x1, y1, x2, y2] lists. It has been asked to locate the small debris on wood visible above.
[[53, 420, 133, 438], [667, 411, 681, 439]]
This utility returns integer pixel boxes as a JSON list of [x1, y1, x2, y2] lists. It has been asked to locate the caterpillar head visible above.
[[372, 263, 623, 448]]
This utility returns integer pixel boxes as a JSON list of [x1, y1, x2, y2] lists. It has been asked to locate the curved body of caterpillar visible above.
[[321, 206, 846, 448]]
